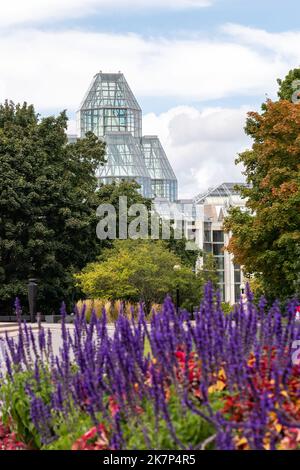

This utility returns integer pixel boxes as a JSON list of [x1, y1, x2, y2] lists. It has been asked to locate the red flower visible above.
[[108, 396, 120, 417], [72, 424, 109, 451], [175, 349, 201, 385], [0, 422, 28, 451]]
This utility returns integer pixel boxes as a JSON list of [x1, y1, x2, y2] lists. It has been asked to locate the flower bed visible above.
[[0, 283, 299, 450]]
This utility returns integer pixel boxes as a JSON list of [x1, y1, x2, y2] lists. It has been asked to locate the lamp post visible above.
[[173, 264, 181, 314], [28, 278, 38, 323]]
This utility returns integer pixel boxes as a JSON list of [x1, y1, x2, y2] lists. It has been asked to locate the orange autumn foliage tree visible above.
[[224, 71, 300, 301]]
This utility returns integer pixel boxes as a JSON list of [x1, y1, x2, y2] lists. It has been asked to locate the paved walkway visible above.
[[0, 323, 116, 370]]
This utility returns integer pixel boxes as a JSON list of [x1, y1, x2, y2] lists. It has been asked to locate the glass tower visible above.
[[77, 72, 177, 201], [78, 72, 142, 139]]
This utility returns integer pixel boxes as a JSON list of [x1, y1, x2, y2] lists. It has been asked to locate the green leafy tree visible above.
[[277, 68, 300, 101], [96, 180, 199, 267], [167, 230, 200, 269], [0, 101, 106, 314], [97, 180, 152, 209], [75, 239, 203, 313], [224, 70, 300, 301], [95, 180, 152, 250], [200, 253, 219, 290]]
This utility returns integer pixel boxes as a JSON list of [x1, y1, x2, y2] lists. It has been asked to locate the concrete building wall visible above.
[[175, 183, 248, 305]]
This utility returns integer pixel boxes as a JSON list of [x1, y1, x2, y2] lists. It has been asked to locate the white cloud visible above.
[[0, 23, 299, 197], [0, 26, 298, 111], [223, 23, 300, 59], [143, 106, 251, 198], [0, 0, 212, 27]]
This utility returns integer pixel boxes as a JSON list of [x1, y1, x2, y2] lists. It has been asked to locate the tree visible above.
[[95, 180, 152, 250], [277, 68, 300, 101], [224, 70, 300, 301], [166, 232, 200, 269], [201, 253, 219, 289], [0, 101, 106, 314], [96, 180, 200, 268], [97, 180, 152, 209], [75, 239, 203, 313]]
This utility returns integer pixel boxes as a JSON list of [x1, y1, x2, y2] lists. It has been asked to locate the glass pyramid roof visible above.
[[79, 72, 141, 111], [194, 183, 250, 204], [78, 73, 142, 139]]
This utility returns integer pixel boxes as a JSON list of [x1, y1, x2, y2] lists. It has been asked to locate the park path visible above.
[[0, 323, 116, 370]]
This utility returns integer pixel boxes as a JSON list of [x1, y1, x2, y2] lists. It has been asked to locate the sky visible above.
[[0, 0, 299, 198]]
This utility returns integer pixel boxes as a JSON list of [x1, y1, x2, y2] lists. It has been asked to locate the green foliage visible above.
[[224, 71, 300, 301], [221, 302, 232, 315], [166, 233, 200, 269], [97, 180, 152, 210], [96, 180, 152, 250], [123, 391, 218, 450], [201, 253, 219, 289], [277, 68, 300, 101], [46, 392, 221, 450], [43, 407, 94, 450], [0, 101, 106, 314], [76, 239, 203, 312], [96, 180, 200, 268], [0, 367, 52, 448], [170, 264, 203, 311]]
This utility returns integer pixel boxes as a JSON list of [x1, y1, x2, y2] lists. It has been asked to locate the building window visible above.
[[213, 230, 224, 243], [218, 284, 225, 301], [214, 256, 224, 269], [234, 270, 241, 283], [234, 284, 241, 303], [204, 230, 211, 242], [213, 244, 223, 256], [203, 243, 212, 253]]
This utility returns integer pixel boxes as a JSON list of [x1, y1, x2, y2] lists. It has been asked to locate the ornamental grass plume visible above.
[[0, 282, 299, 450]]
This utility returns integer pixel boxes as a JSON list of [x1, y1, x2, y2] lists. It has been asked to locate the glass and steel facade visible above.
[[78, 73, 142, 138], [97, 132, 152, 198], [77, 72, 177, 201], [142, 136, 177, 201]]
